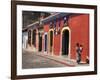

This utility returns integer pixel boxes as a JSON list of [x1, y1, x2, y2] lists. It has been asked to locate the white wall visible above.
[[0, 0, 99, 80], [22, 32, 28, 48]]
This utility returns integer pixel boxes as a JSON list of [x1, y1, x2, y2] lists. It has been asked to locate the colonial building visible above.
[[22, 13, 89, 63]]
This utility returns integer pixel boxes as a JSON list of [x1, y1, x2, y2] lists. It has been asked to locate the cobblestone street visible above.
[[22, 50, 75, 69]]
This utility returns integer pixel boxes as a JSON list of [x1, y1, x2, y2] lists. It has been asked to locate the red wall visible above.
[[43, 22, 61, 56], [53, 34, 60, 56], [37, 14, 89, 62], [68, 14, 89, 62], [44, 24, 49, 32], [53, 19, 64, 56]]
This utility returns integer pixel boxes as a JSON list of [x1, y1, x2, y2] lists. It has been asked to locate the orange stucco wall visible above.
[[68, 14, 89, 62], [31, 14, 89, 62]]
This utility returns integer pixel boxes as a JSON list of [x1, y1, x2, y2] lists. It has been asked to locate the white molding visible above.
[[48, 29, 54, 56]]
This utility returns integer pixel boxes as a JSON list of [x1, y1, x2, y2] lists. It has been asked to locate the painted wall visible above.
[[22, 32, 28, 49], [68, 14, 89, 62], [42, 14, 89, 62], [43, 18, 64, 56], [27, 14, 89, 63]]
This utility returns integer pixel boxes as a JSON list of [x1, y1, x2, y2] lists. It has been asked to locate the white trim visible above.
[[36, 29, 39, 51], [48, 29, 54, 56]]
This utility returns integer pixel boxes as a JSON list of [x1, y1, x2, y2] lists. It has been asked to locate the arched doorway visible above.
[[32, 30, 36, 47], [28, 30, 31, 46], [44, 33, 47, 52], [62, 29, 69, 56], [38, 32, 42, 51], [49, 30, 53, 53]]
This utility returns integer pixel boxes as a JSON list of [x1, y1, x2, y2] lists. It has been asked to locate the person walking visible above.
[[76, 43, 83, 64]]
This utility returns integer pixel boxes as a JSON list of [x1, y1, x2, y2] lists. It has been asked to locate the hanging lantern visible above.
[[63, 16, 68, 26]]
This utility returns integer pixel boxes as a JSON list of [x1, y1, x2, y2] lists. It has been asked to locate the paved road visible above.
[[22, 50, 67, 69]]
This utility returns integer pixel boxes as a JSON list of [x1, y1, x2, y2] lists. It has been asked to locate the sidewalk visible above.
[[37, 53, 77, 67], [23, 49, 77, 67]]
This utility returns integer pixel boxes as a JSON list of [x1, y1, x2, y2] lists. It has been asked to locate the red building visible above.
[[23, 13, 89, 63]]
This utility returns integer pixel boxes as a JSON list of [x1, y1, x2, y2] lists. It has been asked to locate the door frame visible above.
[[38, 32, 42, 52], [48, 29, 54, 56], [32, 29, 36, 47], [60, 27, 71, 59], [44, 32, 48, 53]]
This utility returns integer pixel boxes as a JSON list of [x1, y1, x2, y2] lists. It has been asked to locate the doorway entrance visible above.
[[44, 34, 47, 52], [38, 32, 42, 51], [32, 30, 36, 47], [49, 30, 53, 52], [62, 29, 69, 56]]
